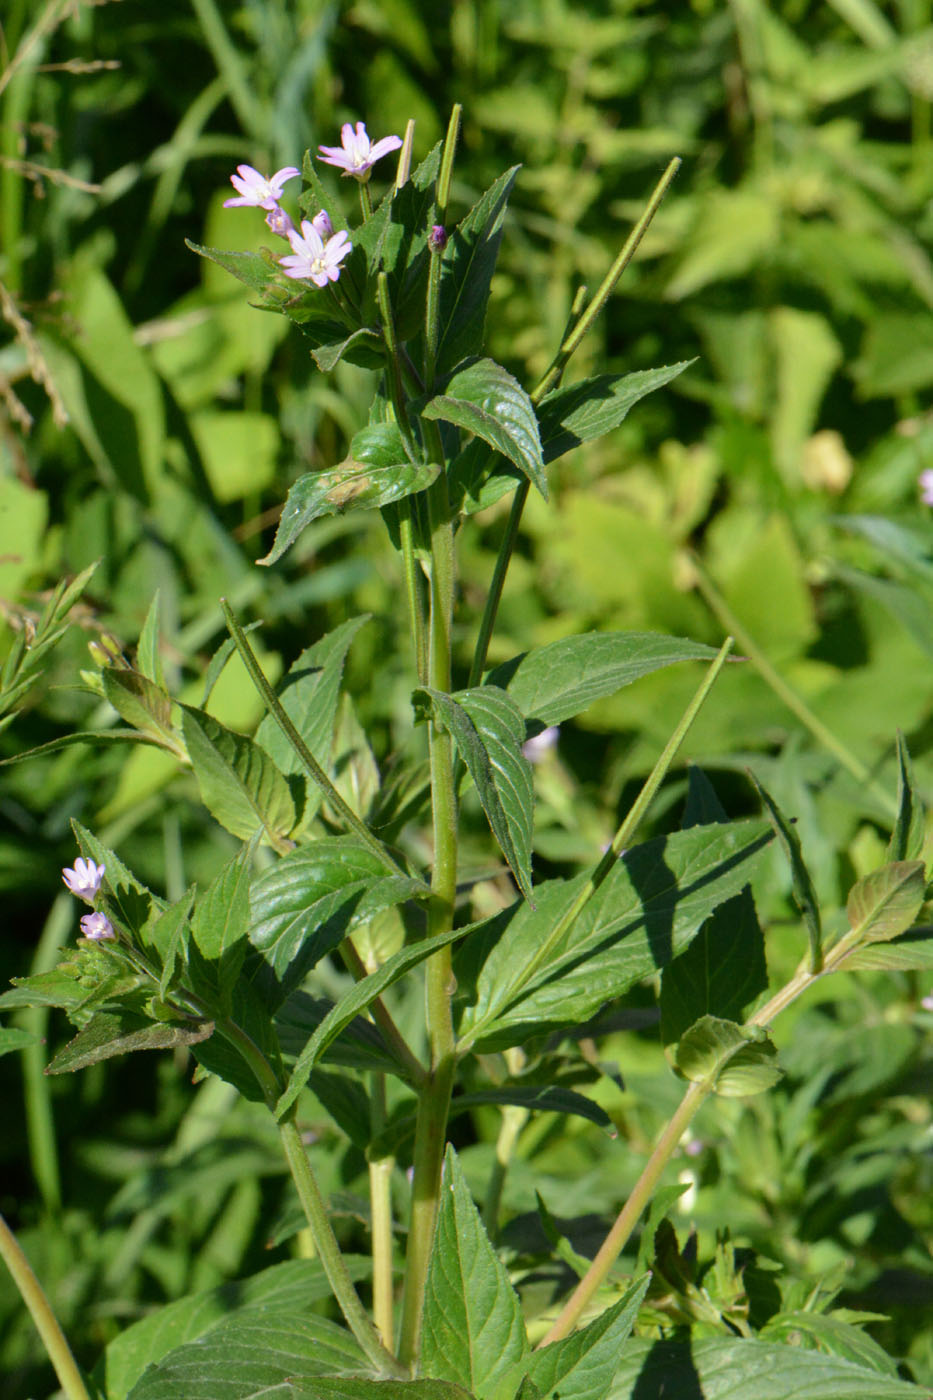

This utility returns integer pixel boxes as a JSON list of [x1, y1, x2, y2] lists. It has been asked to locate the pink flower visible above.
[[223, 164, 300, 211], [522, 725, 559, 763], [80, 912, 115, 941], [265, 205, 295, 239], [311, 208, 333, 238], [317, 122, 402, 181], [279, 220, 352, 287], [62, 858, 105, 903], [920, 469, 933, 506]]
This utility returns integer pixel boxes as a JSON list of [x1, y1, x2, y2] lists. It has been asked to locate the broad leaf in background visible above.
[[458, 820, 773, 1051], [420, 1147, 529, 1400], [537, 363, 693, 464], [607, 1336, 930, 1398], [125, 1310, 367, 1400], [415, 685, 534, 899], [180, 706, 295, 849], [660, 768, 767, 1046], [845, 861, 926, 944], [487, 632, 719, 728], [751, 772, 822, 967], [421, 359, 546, 500], [260, 425, 440, 566], [435, 167, 519, 376], [527, 1276, 650, 1400], [249, 837, 425, 990], [255, 615, 369, 780], [674, 1015, 781, 1097]]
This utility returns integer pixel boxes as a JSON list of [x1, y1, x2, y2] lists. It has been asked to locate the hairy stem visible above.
[[369, 1073, 396, 1350], [0, 1213, 91, 1400]]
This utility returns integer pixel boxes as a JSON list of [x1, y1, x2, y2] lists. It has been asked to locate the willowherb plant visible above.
[[2, 108, 932, 1400]]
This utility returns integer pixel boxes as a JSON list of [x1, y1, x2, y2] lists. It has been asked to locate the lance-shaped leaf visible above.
[[416, 685, 534, 900], [751, 773, 822, 967], [845, 861, 927, 945], [537, 363, 693, 464], [180, 706, 295, 849], [48, 1009, 213, 1075], [311, 325, 382, 373], [675, 1015, 782, 1097], [527, 1276, 650, 1400], [458, 820, 772, 1052], [276, 990, 403, 1076], [256, 615, 369, 784], [185, 239, 281, 296], [124, 1310, 366, 1400], [420, 1147, 529, 1400], [73, 820, 162, 936], [101, 669, 179, 749], [190, 844, 254, 1013], [421, 359, 546, 500], [888, 731, 926, 863], [260, 424, 440, 565], [276, 923, 468, 1118], [842, 927, 933, 973], [436, 167, 519, 376], [249, 837, 425, 991], [487, 632, 719, 728], [136, 591, 166, 688]]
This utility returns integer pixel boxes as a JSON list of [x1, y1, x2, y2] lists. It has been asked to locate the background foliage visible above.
[[2, 0, 933, 1394]]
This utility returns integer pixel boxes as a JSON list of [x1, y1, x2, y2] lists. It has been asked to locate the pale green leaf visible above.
[[675, 1015, 782, 1097], [180, 706, 295, 847], [527, 1277, 650, 1400], [845, 861, 926, 944]]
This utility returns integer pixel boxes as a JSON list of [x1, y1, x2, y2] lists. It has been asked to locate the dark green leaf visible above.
[[275, 991, 402, 1075], [190, 844, 253, 1011], [415, 686, 534, 900], [420, 1147, 529, 1399], [138, 889, 195, 999], [47, 1009, 213, 1074], [311, 326, 382, 373], [435, 167, 519, 375], [421, 358, 546, 499], [751, 772, 822, 966], [527, 1277, 650, 1400], [180, 706, 295, 848], [0, 1026, 39, 1055], [675, 1015, 782, 1096], [888, 732, 926, 863], [249, 838, 425, 991], [845, 861, 926, 944], [537, 363, 693, 464], [292, 1383, 475, 1400], [73, 820, 163, 934], [487, 633, 719, 727], [185, 240, 281, 296], [458, 820, 773, 1052]]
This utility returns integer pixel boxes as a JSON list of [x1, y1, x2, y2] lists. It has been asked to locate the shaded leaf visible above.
[[436, 167, 519, 375], [190, 844, 253, 1012], [421, 358, 546, 499], [888, 732, 926, 863], [47, 1009, 213, 1074], [527, 1277, 650, 1400], [537, 364, 692, 464], [675, 1015, 782, 1097], [751, 772, 822, 966]]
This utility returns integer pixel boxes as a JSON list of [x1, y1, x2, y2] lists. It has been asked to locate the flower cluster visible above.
[[221, 122, 400, 291], [62, 858, 114, 941]]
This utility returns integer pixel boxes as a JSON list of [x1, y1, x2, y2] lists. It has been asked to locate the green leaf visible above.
[[276, 923, 469, 1118], [73, 821, 163, 934], [487, 632, 719, 727], [137, 889, 195, 999], [190, 844, 253, 1012], [436, 167, 519, 375], [0, 1026, 39, 1055], [842, 927, 933, 973], [180, 705, 295, 849], [255, 616, 368, 782], [845, 861, 926, 944], [674, 1015, 782, 1097], [260, 428, 440, 564], [101, 669, 178, 749], [527, 1277, 650, 1400], [312, 325, 382, 372], [136, 591, 166, 688], [249, 838, 425, 991], [421, 358, 546, 499], [415, 686, 534, 899], [291, 1381, 475, 1400], [888, 732, 926, 863], [608, 1336, 929, 1398], [420, 1146, 529, 1400], [536, 363, 692, 464], [660, 770, 767, 1048], [98, 1259, 373, 1400], [125, 1310, 367, 1400], [458, 821, 773, 1052], [276, 991, 402, 1075], [760, 1312, 899, 1378], [751, 772, 822, 966], [185, 239, 281, 297], [47, 1008, 213, 1075]]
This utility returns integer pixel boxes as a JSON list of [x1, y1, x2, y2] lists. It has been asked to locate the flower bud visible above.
[[430, 224, 447, 251]]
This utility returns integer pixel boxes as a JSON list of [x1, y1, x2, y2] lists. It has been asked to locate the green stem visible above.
[[468, 161, 681, 683], [221, 599, 406, 872], [341, 939, 427, 1088], [359, 180, 374, 221], [369, 1075, 396, 1349], [0, 1214, 91, 1400], [689, 556, 898, 818], [459, 640, 735, 1052], [423, 104, 462, 388], [398, 426, 459, 1369]]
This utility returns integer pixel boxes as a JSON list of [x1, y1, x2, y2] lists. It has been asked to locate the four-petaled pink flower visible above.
[[62, 858, 105, 903], [280, 220, 352, 287], [223, 164, 300, 211], [317, 122, 402, 181], [920, 469, 933, 506], [80, 912, 115, 942]]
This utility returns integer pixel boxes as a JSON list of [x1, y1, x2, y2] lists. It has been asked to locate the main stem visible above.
[[0, 1213, 91, 1400]]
